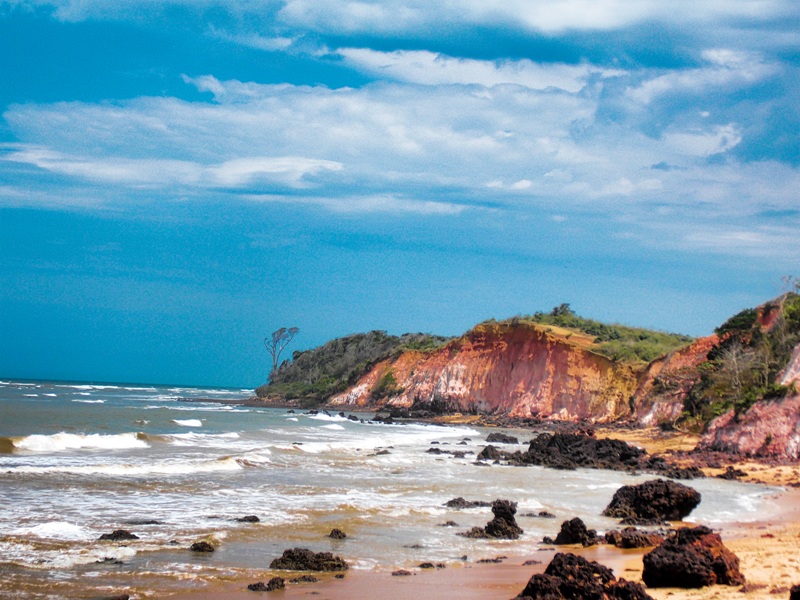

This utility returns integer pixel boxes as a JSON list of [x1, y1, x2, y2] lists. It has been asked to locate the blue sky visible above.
[[1, 1, 799, 387]]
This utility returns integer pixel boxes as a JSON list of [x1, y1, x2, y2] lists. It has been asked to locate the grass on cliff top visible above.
[[505, 303, 695, 364]]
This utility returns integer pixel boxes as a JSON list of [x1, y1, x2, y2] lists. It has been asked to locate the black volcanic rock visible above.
[[514, 552, 653, 599], [605, 527, 664, 549], [269, 548, 349, 572], [328, 528, 346, 540], [521, 432, 646, 471], [248, 577, 285, 591], [486, 432, 519, 444], [642, 526, 745, 588], [603, 479, 701, 522], [543, 517, 600, 547], [444, 497, 491, 509], [189, 541, 215, 553], [99, 530, 139, 541], [460, 499, 523, 540]]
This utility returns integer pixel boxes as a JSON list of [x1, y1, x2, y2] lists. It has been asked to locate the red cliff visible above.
[[329, 321, 643, 422]]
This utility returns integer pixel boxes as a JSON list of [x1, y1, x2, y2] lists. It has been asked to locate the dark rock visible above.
[[477, 556, 505, 563], [247, 577, 285, 592], [790, 584, 800, 600], [392, 569, 413, 576], [640, 455, 706, 480], [123, 519, 161, 525], [521, 432, 646, 471], [477, 445, 504, 461], [605, 527, 664, 549], [328, 528, 346, 540], [418, 562, 435, 569], [642, 526, 745, 588], [289, 575, 318, 583], [444, 497, 491, 509], [545, 517, 600, 547], [538, 511, 556, 519], [717, 466, 748, 480], [236, 515, 260, 522], [269, 548, 349, 571], [96, 595, 130, 600], [99, 530, 139, 541], [522, 559, 542, 566], [486, 432, 519, 444], [189, 541, 215, 553], [438, 521, 459, 527], [347, 414, 359, 421], [460, 499, 523, 540], [514, 552, 653, 599], [603, 479, 701, 522], [334, 573, 345, 579], [373, 449, 391, 455]]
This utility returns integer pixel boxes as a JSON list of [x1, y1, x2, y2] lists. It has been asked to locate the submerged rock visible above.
[[444, 497, 491, 509], [98, 530, 139, 541], [603, 479, 701, 522], [642, 526, 745, 588], [486, 432, 519, 444], [189, 541, 215, 553], [460, 499, 523, 540], [236, 515, 260, 522], [269, 548, 349, 571], [514, 552, 653, 599], [247, 577, 285, 591], [328, 528, 347, 540]]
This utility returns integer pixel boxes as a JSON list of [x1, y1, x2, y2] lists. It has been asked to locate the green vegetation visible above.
[[682, 293, 800, 428], [371, 368, 404, 400], [519, 304, 694, 363], [255, 331, 450, 404]]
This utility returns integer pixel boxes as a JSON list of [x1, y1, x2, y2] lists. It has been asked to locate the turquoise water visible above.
[[0, 380, 782, 598]]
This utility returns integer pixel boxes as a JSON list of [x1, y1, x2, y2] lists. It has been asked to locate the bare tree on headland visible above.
[[265, 327, 300, 379]]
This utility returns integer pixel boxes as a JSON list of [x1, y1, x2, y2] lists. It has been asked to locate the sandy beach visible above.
[[164, 424, 800, 600]]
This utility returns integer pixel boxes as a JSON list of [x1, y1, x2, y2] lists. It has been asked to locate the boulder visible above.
[[269, 548, 349, 571], [236, 515, 260, 522], [642, 526, 745, 588], [603, 479, 701, 522], [486, 432, 519, 444], [477, 445, 504, 461], [790, 584, 800, 600], [514, 552, 653, 599], [543, 517, 600, 547], [328, 528, 347, 540], [98, 530, 139, 541]]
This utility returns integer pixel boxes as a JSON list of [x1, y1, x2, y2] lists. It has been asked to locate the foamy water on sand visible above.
[[0, 380, 783, 598]]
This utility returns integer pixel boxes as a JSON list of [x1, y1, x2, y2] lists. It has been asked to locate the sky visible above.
[[1, 1, 799, 388]]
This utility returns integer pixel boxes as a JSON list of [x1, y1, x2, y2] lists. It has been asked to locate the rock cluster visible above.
[[247, 577, 285, 592], [602, 479, 701, 523], [460, 499, 523, 540], [485, 432, 519, 444], [269, 548, 349, 572], [444, 497, 491, 509], [642, 526, 745, 588], [514, 552, 653, 600], [98, 530, 139, 541]]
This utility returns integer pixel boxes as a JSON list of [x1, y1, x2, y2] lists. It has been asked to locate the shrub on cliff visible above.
[[256, 331, 449, 402]]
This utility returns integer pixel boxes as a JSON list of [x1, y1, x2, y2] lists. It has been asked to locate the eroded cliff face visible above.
[[632, 336, 718, 426], [329, 322, 643, 422], [698, 343, 800, 459]]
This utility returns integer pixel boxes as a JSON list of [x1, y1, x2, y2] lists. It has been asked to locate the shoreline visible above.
[[165, 487, 800, 600]]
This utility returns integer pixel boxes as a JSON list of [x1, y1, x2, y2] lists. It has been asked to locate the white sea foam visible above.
[[24, 394, 38, 397], [12, 432, 148, 452], [43, 393, 57, 397], [71, 399, 105, 404], [173, 419, 203, 427], [6, 456, 243, 477], [13, 521, 93, 541], [56, 384, 120, 391], [321, 424, 345, 430]]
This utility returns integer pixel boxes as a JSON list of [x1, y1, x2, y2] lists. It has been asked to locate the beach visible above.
[[1, 381, 798, 599]]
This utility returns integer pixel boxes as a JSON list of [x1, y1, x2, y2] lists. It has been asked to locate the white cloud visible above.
[[626, 50, 778, 105], [4, 146, 343, 188], [336, 48, 622, 92], [247, 193, 465, 215], [663, 124, 742, 157]]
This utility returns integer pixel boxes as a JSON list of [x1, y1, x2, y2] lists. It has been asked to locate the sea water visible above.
[[0, 380, 782, 598]]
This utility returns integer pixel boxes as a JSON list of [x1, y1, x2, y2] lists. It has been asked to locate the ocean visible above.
[[0, 380, 782, 598]]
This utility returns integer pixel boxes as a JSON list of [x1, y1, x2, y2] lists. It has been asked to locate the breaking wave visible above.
[[9, 432, 149, 452]]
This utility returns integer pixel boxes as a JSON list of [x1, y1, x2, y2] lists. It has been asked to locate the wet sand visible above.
[[165, 488, 800, 599]]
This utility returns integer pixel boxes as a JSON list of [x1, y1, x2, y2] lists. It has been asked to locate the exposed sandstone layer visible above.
[[329, 321, 642, 422]]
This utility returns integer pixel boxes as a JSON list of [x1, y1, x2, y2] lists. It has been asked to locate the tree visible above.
[[265, 327, 299, 378]]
